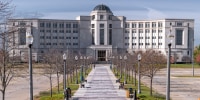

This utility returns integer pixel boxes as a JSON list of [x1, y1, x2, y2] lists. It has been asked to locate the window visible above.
[[125, 37, 129, 39], [66, 43, 71, 45], [132, 23, 137, 28], [100, 29, 104, 45], [92, 29, 95, 44], [46, 30, 51, 33], [59, 36, 64, 39], [158, 22, 162, 27], [53, 30, 57, 33], [139, 29, 143, 33], [152, 22, 156, 28], [100, 15, 104, 20], [59, 23, 64, 28], [152, 29, 156, 33], [100, 24, 104, 28], [132, 43, 137, 45], [109, 24, 112, 28], [53, 23, 57, 28], [125, 30, 129, 33], [73, 43, 78, 45], [92, 24, 95, 28], [46, 23, 51, 28], [108, 15, 112, 20], [73, 30, 78, 33], [66, 37, 71, 39], [73, 37, 78, 39], [40, 36, 45, 39], [40, 30, 45, 32], [132, 29, 136, 33], [40, 23, 44, 27], [125, 23, 130, 28], [53, 43, 57, 45], [158, 30, 162, 33], [66, 30, 71, 33], [145, 29, 150, 33], [92, 15, 95, 20], [125, 43, 129, 46], [66, 23, 71, 28], [139, 23, 143, 28], [145, 22, 150, 28], [109, 29, 112, 45], [53, 36, 57, 39], [59, 30, 64, 33], [177, 22, 183, 26], [73, 23, 78, 28], [176, 30, 183, 45]]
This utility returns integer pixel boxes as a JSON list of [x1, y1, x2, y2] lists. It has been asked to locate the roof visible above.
[[93, 4, 112, 13]]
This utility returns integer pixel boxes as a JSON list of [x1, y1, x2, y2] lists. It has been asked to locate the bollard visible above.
[[129, 88, 133, 98]]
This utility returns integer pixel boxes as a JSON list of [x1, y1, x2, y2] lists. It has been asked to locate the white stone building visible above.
[[8, 4, 194, 63]]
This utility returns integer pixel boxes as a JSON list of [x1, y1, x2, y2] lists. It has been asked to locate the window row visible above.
[[125, 22, 163, 28], [127, 29, 163, 33], [40, 23, 78, 28], [124, 36, 163, 39], [40, 36, 78, 39], [40, 43, 78, 46], [40, 30, 78, 33], [131, 43, 163, 45]]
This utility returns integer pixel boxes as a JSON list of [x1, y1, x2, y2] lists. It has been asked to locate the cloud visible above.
[[146, 7, 166, 19]]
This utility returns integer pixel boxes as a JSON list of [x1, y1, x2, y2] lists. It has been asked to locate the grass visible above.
[[35, 66, 93, 100], [171, 63, 200, 68], [113, 68, 165, 100], [173, 75, 200, 78]]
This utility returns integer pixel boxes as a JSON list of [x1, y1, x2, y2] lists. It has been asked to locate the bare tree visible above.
[[40, 50, 58, 97], [0, 1, 15, 99], [141, 49, 166, 96]]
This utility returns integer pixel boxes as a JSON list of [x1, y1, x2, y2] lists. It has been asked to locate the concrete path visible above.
[[72, 64, 127, 100], [141, 68, 200, 100]]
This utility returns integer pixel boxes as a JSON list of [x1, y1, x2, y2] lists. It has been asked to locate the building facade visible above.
[[8, 4, 194, 62]]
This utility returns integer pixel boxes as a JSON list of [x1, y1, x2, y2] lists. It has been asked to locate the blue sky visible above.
[[12, 0, 200, 46]]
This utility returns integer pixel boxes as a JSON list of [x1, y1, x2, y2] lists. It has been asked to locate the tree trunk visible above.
[[132, 69, 133, 84], [134, 70, 136, 86], [50, 74, 53, 97], [150, 77, 153, 96], [56, 71, 60, 93], [2, 90, 5, 100]]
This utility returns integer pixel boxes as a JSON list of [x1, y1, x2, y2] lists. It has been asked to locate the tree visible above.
[[0, 1, 15, 100], [195, 53, 200, 65], [194, 45, 200, 64], [40, 50, 58, 97], [141, 50, 166, 96]]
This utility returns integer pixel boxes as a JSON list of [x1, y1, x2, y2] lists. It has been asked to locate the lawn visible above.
[[35, 66, 92, 100], [113, 68, 165, 100], [171, 63, 200, 68]]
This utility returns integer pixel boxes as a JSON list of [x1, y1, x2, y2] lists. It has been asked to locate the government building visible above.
[[8, 4, 194, 63]]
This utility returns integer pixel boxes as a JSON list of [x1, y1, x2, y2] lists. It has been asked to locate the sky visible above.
[[11, 0, 200, 46]]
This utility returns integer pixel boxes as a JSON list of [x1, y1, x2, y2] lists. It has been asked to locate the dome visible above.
[[93, 4, 112, 13]]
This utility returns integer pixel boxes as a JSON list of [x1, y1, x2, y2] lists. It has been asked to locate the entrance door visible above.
[[98, 50, 106, 61]]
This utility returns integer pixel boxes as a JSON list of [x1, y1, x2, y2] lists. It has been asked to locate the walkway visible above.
[[72, 64, 127, 100]]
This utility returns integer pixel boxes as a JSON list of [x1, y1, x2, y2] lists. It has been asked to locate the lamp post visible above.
[[84, 56, 86, 76], [63, 53, 67, 100], [75, 56, 79, 84], [166, 27, 174, 100], [79, 56, 84, 82], [26, 32, 33, 100], [120, 56, 122, 78], [124, 55, 127, 84], [137, 53, 141, 94]]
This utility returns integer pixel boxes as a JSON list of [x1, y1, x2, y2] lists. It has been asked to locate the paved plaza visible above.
[[141, 68, 200, 100], [72, 64, 127, 100]]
